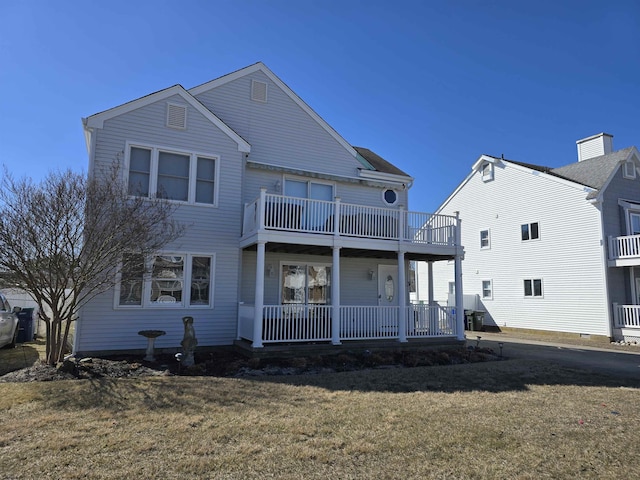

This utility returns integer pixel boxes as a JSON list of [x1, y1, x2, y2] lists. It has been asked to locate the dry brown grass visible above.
[[1, 355, 639, 479]]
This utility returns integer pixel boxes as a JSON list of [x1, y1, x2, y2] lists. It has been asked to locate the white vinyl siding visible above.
[[430, 160, 609, 336]]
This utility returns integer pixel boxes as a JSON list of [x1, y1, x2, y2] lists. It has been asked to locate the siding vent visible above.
[[251, 80, 268, 102], [166, 103, 187, 129], [576, 133, 613, 161]]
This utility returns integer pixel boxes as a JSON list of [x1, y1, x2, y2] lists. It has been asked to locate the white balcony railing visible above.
[[613, 303, 640, 328], [608, 234, 640, 261], [238, 303, 457, 344], [242, 191, 458, 246]]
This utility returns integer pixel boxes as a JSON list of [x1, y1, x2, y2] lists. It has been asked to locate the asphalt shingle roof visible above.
[[353, 146, 410, 177], [550, 147, 635, 190]]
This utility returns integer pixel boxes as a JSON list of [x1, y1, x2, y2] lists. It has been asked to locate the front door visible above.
[[378, 265, 399, 334]]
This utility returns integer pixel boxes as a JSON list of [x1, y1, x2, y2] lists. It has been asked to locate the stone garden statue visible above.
[[180, 316, 198, 367]]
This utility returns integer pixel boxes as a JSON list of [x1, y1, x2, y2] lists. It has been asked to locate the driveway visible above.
[[475, 332, 640, 379]]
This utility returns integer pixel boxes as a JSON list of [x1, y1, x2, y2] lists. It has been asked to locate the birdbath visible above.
[[138, 330, 166, 362]]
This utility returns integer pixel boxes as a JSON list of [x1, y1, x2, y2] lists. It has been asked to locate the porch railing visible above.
[[608, 234, 640, 261], [242, 192, 458, 246], [613, 303, 640, 328], [239, 303, 457, 344]]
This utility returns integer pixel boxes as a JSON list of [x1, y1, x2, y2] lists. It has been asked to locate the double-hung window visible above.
[[521, 222, 539, 241], [480, 229, 490, 249], [116, 253, 214, 308], [523, 278, 543, 298], [126, 143, 219, 205], [482, 280, 493, 299], [281, 264, 331, 306]]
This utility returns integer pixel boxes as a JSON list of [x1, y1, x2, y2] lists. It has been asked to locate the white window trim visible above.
[[481, 279, 493, 300], [283, 176, 336, 196], [521, 221, 540, 242], [278, 261, 332, 306], [623, 161, 636, 180], [480, 229, 491, 250], [124, 141, 220, 207], [381, 188, 399, 206], [114, 252, 215, 309], [523, 278, 543, 298]]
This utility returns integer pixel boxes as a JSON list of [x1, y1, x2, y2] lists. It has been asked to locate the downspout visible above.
[[592, 196, 614, 340]]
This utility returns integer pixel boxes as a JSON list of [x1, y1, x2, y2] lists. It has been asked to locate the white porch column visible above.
[[453, 212, 465, 341], [398, 250, 407, 342], [252, 241, 266, 348], [331, 246, 341, 345]]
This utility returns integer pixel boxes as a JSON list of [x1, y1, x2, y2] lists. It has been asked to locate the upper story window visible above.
[[126, 144, 219, 206], [624, 160, 636, 180], [481, 162, 494, 182], [630, 213, 640, 235], [480, 229, 490, 249], [521, 222, 539, 241], [524, 278, 543, 298], [382, 189, 398, 206]]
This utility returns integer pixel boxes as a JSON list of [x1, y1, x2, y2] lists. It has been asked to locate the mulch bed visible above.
[[0, 346, 500, 383]]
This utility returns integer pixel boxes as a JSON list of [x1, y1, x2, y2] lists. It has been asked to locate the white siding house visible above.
[[76, 63, 465, 355], [417, 133, 640, 342]]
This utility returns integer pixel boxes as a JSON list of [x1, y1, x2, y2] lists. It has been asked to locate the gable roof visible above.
[[82, 84, 251, 153], [550, 147, 636, 190], [190, 62, 361, 159]]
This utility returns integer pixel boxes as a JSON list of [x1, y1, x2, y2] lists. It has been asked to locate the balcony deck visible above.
[[241, 191, 460, 257], [608, 234, 640, 266]]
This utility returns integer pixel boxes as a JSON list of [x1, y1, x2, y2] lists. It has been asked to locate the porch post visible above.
[[398, 250, 407, 342], [331, 246, 341, 345], [258, 187, 267, 232], [252, 241, 266, 348], [454, 213, 465, 341]]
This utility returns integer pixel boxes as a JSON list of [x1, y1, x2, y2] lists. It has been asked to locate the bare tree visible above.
[[0, 165, 184, 365]]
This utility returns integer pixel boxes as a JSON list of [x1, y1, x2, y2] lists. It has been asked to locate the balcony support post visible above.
[[252, 240, 266, 348], [331, 246, 341, 345], [454, 212, 465, 340], [398, 249, 407, 342]]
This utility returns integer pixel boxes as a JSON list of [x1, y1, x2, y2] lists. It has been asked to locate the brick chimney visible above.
[[576, 133, 613, 161]]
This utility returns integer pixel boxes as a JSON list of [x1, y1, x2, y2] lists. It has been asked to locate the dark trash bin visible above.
[[464, 310, 474, 330], [473, 311, 485, 332], [16, 308, 35, 343]]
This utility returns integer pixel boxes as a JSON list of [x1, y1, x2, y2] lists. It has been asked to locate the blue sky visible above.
[[1, 0, 638, 212]]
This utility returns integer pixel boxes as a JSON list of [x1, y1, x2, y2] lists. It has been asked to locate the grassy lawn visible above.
[[1, 344, 639, 479]]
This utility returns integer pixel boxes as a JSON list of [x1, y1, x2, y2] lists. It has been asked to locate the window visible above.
[[126, 143, 218, 205], [482, 280, 493, 299], [448, 282, 455, 295], [630, 213, 640, 235], [481, 162, 494, 182], [480, 229, 490, 249], [284, 178, 334, 229], [521, 222, 539, 241], [382, 189, 398, 206], [524, 278, 543, 297], [116, 253, 214, 308], [281, 264, 331, 305], [624, 161, 636, 179]]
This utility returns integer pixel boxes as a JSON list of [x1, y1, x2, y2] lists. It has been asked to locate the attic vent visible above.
[[166, 103, 187, 129], [251, 80, 268, 102]]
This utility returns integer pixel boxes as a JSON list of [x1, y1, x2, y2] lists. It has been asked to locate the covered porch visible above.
[[237, 189, 465, 348]]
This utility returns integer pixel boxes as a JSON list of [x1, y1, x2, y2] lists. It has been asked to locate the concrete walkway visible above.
[[470, 331, 640, 380]]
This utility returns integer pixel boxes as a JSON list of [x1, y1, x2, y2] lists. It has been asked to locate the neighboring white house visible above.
[[75, 62, 465, 355], [415, 133, 640, 342]]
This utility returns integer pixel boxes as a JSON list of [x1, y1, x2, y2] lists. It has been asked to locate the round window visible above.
[[383, 189, 397, 205]]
